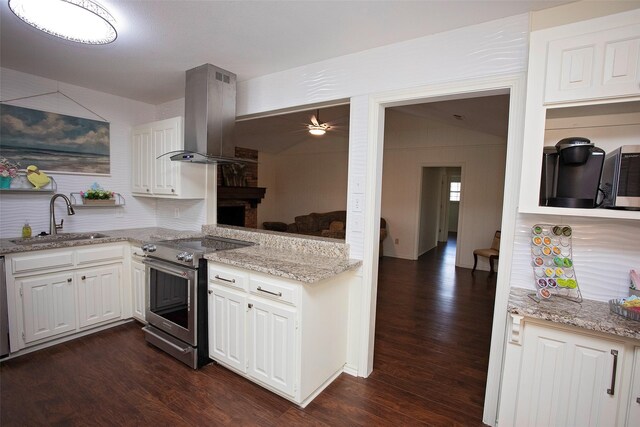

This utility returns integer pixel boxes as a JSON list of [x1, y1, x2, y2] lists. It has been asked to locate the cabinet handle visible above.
[[208, 290, 212, 295], [607, 349, 618, 396], [257, 286, 282, 297], [214, 275, 235, 284], [171, 189, 175, 193], [636, 397, 640, 404], [146, 189, 150, 192], [81, 276, 86, 280], [248, 303, 253, 309], [67, 278, 72, 283]]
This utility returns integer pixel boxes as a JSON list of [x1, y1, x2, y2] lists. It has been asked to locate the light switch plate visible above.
[[352, 194, 364, 212], [350, 213, 364, 232], [352, 175, 365, 194]]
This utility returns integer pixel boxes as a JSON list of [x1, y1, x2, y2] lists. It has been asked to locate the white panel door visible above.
[[131, 126, 152, 195], [247, 297, 296, 397], [515, 323, 624, 427], [151, 117, 181, 196], [131, 259, 146, 322], [627, 347, 640, 426], [20, 273, 76, 343], [77, 265, 121, 329], [208, 284, 247, 373]]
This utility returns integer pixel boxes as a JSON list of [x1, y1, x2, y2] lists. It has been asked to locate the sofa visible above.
[[263, 210, 388, 254]]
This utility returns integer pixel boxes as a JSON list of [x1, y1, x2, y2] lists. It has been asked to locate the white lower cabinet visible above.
[[247, 296, 296, 397], [208, 284, 246, 373], [5, 244, 127, 353], [207, 261, 352, 407], [76, 265, 121, 329], [627, 347, 640, 426], [499, 315, 639, 427], [18, 272, 76, 344], [131, 258, 146, 322]]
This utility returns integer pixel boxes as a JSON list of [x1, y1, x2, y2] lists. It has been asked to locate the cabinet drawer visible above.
[[76, 245, 125, 265], [11, 251, 74, 274], [209, 264, 248, 291], [249, 277, 297, 306]]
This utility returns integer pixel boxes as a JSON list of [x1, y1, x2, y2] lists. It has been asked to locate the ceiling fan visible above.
[[308, 109, 331, 136]]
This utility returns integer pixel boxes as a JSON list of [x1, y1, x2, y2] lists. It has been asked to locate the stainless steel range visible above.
[[141, 236, 252, 368]]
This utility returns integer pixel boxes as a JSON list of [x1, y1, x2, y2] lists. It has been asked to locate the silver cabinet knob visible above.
[[67, 278, 72, 283]]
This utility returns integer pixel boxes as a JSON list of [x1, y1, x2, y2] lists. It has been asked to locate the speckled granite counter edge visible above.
[[508, 287, 640, 341]]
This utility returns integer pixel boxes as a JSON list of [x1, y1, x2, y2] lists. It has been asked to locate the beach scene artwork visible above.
[[0, 104, 110, 175]]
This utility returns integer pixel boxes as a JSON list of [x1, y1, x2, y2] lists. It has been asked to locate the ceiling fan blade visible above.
[[310, 115, 320, 126]]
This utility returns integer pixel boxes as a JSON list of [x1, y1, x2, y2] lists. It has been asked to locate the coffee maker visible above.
[[539, 137, 605, 208]]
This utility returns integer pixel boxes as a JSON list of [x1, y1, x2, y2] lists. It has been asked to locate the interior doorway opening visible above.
[[374, 92, 509, 422]]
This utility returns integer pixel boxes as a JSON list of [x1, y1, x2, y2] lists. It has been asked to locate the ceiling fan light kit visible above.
[[8, 0, 117, 45], [308, 108, 330, 136]]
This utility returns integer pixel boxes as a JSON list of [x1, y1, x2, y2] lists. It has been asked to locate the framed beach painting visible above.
[[0, 104, 110, 175]]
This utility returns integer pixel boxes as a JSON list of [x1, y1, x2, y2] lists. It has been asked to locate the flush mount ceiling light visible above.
[[308, 109, 330, 136], [9, 0, 117, 45]]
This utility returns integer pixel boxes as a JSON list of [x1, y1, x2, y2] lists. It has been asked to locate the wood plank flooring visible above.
[[1, 237, 496, 426]]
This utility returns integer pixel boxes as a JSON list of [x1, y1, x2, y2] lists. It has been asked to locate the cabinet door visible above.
[[627, 347, 640, 426], [132, 126, 152, 195], [151, 117, 181, 196], [247, 297, 296, 397], [208, 284, 246, 373], [131, 259, 146, 322], [77, 265, 121, 329], [545, 24, 640, 103], [19, 273, 76, 344], [515, 323, 624, 426]]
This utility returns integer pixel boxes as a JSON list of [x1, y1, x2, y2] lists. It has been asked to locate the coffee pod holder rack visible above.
[[528, 224, 583, 304]]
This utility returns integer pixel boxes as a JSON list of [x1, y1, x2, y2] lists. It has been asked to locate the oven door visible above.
[[144, 257, 197, 346]]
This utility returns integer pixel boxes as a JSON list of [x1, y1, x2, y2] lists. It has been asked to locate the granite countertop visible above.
[[0, 227, 202, 255], [0, 225, 361, 284], [205, 245, 361, 284], [508, 287, 640, 340]]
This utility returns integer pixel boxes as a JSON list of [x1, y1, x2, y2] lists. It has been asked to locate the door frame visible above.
[[414, 164, 465, 263], [358, 73, 526, 426]]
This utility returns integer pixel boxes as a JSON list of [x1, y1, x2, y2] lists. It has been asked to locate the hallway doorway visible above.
[[373, 238, 497, 423]]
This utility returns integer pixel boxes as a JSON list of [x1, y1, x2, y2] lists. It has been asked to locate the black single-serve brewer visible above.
[[539, 137, 605, 208]]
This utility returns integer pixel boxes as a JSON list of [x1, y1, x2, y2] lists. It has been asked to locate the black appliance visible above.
[[539, 137, 605, 208], [601, 145, 640, 210], [141, 236, 252, 369]]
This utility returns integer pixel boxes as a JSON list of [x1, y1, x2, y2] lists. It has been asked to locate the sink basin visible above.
[[10, 233, 110, 245]]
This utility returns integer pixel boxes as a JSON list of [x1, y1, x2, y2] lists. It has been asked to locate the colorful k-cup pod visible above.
[[563, 258, 573, 268], [562, 226, 572, 237], [554, 256, 564, 267], [533, 236, 542, 246], [537, 278, 547, 288], [534, 257, 544, 266], [548, 278, 557, 288], [555, 267, 564, 277], [545, 268, 554, 277], [542, 246, 552, 256], [539, 288, 551, 299], [552, 246, 561, 255], [543, 236, 552, 246], [533, 226, 543, 235]]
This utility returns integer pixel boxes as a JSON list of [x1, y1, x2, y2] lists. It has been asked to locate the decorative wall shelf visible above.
[[70, 192, 125, 207], [0, 175, 57, 194]]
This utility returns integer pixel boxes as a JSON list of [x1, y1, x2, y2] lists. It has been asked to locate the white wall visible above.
[[0, 68, 157, 238], [418, 167, 441, 255], [256, 135, 349, 226], [381, 110, 507, 266]]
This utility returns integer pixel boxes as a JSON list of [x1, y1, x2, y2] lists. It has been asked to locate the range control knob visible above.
[[176, 252, 186, 261], [184, 254, 194, 263], [141, 244, 149, 252], [147, 245, 157, 253]]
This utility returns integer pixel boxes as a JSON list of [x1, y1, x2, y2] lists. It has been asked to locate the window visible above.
[[449, 181, 461, 201]]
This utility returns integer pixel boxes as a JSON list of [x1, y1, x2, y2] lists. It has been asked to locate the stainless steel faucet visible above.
[[49, 194, 75, 235]]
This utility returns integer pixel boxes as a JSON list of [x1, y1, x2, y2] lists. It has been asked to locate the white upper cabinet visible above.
[[131, 117, 205, 199], [545, 24, 640, 104], [519, 9, 640, 220]]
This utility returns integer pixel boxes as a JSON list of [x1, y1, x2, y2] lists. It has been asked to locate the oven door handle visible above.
[[143, 257, 196, 279]]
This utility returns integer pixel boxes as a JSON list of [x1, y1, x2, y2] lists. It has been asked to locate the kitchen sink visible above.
[[10, 233, 110, 245]]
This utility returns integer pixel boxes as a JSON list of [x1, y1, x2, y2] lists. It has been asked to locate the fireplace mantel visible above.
[[217, 186, 266, 208]]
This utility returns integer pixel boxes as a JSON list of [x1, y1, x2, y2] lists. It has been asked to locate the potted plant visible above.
[[0, 158, 20, 189], [81, 187, 115, 205]]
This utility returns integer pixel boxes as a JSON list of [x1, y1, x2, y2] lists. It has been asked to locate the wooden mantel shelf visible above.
[[217, 186, 266, 208]]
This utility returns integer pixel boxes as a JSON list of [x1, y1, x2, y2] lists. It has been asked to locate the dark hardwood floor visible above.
[[1, 236, 496, 426]]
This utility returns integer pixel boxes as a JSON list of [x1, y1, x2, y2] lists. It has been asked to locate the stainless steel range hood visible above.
[[170, 64, 252, 164]]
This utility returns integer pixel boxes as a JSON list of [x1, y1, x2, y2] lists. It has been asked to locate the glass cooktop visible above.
[[156, 236, 254, 254]]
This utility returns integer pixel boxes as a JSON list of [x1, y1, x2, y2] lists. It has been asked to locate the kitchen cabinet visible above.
[[131, 116, 205, 199], [131, 257, 146, 322], [207, 261, 351, 407], [5, 243, 127, 353], [627, 347, 640, 425], [76, 265, 121, 329], [545, 23, 640, 104], [208, 283, 246, 373], [18, 272, 76, 344], [498, 315, 639, 426], [519, 9, 640, 220]]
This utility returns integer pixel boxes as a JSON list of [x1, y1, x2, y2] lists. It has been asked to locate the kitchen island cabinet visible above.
[[208, 261, 352, 407]]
